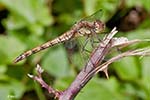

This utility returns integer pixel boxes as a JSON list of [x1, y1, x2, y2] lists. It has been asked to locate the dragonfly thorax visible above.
[[77, 20, 105, 37], [93, 20, 105, 34], [78, 27, 91, 36]]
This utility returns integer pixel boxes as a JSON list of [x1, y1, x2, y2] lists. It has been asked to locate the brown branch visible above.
[[84, 47, 150, 80], [28, 64, 62, 99], [28, 27, 150, 100], [28, 27, 118, 100], [59, 27, 118, 100]]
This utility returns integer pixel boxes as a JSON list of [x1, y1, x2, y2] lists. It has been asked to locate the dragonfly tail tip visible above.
[[14, 56, 22, 63]]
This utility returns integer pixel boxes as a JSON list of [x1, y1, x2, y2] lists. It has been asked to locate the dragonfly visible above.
[[14, 9, 105, 63]]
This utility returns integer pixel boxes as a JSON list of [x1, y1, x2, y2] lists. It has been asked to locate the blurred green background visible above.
[[0, 0, 150, 100]]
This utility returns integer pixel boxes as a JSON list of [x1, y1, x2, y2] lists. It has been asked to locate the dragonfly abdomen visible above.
[[14, 30, 75, 63]]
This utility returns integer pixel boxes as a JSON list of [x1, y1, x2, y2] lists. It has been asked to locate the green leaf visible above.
[[42, 46, 70, 78], [27, 23, 44, 36], [54, 76, 75, 90], [0, 65, 7, 74], [141, 57, 150, 79], [0, 0, 52, 24], [141, 0, 150, 11], [76, 77, 125, 100], [126, 29, 150, 40], [53, 0, 82, 13], [0, 35, 26, 64], [141, 57, 150, 99], [123, 29, 150, 48], [0, 0, 53, 36], [122, 83, 144, 99], [113, 57, 140, 80], [84, 0, 97, 15], [126, 0, 150, 11], [95, 0, 118, 21], [25, 34, 44, 49], [0, 77, 25, 100], [71, 53, 84, 69], [138, 19, 150, 29]]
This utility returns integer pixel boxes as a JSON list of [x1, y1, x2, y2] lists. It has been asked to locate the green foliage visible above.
[[0, 36, 26, 65], [0, 0, 150, 100], [76, 77, 125, 100], [0, 77, 25, 100], [1, 0, 53, 35], [42, 46, 70, 78], [113, 57, 140, 80]]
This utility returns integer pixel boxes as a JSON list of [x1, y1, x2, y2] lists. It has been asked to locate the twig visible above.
[[84, 47, 150, 79], [28, 64, 62, 99], [28, 27, 150, 100], [28, 28, 118, 100], [59, 27, 118, 100]]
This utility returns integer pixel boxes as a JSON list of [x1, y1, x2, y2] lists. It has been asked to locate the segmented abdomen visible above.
[[14, 30, 75, 63]]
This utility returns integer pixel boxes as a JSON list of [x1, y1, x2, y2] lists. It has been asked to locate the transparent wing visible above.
[[81, 9, 103, 22]]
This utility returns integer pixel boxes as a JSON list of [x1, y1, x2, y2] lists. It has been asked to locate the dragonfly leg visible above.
[[89, 34, 100, 48], [81, 36, 90, 52], [81, 36, 94, 54], [88, 29, 103, 48], [90, 36, 95, 48], [92, 29, 102, 42], [80, 37, 91, 58]]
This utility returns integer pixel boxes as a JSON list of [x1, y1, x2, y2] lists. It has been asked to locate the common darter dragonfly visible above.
[[14, 9, 105, 63]]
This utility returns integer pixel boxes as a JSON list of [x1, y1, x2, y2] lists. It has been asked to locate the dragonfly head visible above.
[[93, 20, 105, 33]]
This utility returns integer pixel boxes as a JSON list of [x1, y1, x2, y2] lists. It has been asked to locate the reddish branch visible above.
[[58, 27, 118, 100], [28, 27, 150, 100], [28, 65, 62, 98]]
